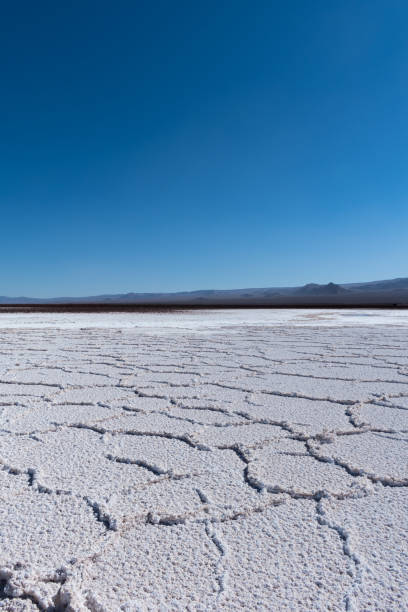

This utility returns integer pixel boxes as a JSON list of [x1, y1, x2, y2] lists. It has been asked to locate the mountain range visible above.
[[1, 277, 408, 307]]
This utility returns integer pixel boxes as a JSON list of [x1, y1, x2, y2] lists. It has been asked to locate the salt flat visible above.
[[0, 310, 407, 611]]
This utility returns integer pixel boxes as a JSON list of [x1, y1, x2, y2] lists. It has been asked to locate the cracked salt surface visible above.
[[0, 311, 408, 610]]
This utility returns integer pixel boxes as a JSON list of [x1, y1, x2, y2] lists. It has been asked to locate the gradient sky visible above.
[[1, 1, 407, 297]]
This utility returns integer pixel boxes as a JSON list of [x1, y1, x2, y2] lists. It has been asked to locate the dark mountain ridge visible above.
[[295, 282, 349, 296], [0, 277, 408, 307]]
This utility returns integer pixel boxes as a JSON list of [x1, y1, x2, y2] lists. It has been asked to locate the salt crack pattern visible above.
[[0, 324, 408, 610]]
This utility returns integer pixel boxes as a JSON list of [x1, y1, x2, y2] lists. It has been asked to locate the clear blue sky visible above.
[[1, 1, 407, 297]]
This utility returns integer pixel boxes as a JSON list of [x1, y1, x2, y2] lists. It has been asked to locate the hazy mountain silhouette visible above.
[[295, 282, 349, 296], [0, 277, 407, 307]]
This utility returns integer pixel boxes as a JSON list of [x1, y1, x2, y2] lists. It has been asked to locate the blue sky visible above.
[[1, 1, 407, 296]]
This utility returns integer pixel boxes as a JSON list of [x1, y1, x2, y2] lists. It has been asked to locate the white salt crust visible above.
[[0, 313, 407, 610]]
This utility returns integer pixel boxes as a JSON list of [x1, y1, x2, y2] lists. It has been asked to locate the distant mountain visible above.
[[0, 277, 407, 306], [343, 277, 408, 292], [295, 283, 349, 296]]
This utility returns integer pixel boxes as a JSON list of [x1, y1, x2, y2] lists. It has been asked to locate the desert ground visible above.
[[0, 309, 408, 611]]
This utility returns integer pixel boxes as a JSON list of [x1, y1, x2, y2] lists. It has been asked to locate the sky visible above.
[[1, 1, 407, 297]]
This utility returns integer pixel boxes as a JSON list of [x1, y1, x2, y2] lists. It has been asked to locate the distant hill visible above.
[[0, 277, 407, 307], [343, 277, 408, 292], [295, 283, 349, 296]]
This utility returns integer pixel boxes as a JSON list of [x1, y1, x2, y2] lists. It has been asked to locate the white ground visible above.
[[0, 310, 407, 611]]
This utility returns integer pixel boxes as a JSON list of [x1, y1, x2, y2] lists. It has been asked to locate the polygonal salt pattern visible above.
[[310, 431, 408, 486], [216, 501, 353, 611], [247, 438, 368, 497], [0, 321, 407, 609]]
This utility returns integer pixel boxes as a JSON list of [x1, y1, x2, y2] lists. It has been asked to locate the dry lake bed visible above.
[[0, 309, 408, 611]]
